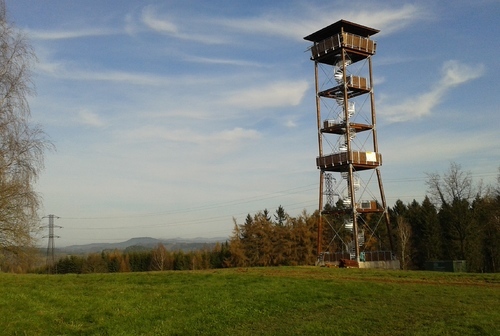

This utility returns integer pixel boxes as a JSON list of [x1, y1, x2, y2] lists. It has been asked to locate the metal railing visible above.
[[311, 32, 377, 60], [321, 250, 395, 262]]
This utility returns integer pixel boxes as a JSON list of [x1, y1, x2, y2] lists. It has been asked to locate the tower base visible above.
[[317, 260, 400, 270], [358, 260, 400, 270]]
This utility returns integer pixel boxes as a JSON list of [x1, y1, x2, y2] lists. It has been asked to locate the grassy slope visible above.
[[0, 267, 499, 335]]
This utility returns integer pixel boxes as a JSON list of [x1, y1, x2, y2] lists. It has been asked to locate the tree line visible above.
[[391, 163, 500, 272], [39, 243, 231, 274], [229, 163, 499, 273]]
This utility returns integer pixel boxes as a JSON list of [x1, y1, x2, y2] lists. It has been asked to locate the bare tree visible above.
[[496, 166, 500, 197], [396, 216, 412, 270], [426, 163, 486, 261], [151, 243, 170, 271], [0, 1, 51, 269], [426, 162, 479, 207]]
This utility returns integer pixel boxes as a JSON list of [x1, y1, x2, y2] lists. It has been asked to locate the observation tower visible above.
[[304, 20, 397, 268]]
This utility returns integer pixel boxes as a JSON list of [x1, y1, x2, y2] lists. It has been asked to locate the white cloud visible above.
[[216, 3, 426, 41], [35, 59, 174, 86], [78, 110, 105, 127], [213, 127, 261, 142], [27, 28, 118, 40], [344, 4, 429, 36], [124, 13, 140, 36], [380, 60, 485, 122], [116, 125, 262, 158], [383, 128, 499, 164], [183, 55, 264, 68], [122, 126, 261, 145], [76, 70, 171, 86], [285, 119, 298, 128], [440, 60, 482, 86], [141, 5, 178, 34], [132, 2, 428, 49], [222, 81, 309, 109], [140, 5, 227, 44], [216, 15, 309, 41]]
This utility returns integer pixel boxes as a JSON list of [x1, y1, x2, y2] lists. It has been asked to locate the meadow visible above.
[[1, 267, 499, 335]]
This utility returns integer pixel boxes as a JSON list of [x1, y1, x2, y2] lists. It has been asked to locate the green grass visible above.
[[1, 267, 499, 335]]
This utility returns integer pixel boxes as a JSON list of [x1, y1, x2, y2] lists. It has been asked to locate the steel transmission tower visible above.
[[304, 20, 396, 267], [42, 214, 61, 272]]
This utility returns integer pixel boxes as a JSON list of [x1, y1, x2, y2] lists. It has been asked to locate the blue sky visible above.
[[5, 0, 499, 246]]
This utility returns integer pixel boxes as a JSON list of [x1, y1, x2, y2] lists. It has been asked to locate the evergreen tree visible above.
[[274, 205, 287, 226], [227, 219, 248, 267]]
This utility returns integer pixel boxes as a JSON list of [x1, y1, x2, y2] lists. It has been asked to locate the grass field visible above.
[[1, 267, 499, 335]]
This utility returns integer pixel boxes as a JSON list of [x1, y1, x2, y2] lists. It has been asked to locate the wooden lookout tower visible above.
[[304, 20, 397, 267]]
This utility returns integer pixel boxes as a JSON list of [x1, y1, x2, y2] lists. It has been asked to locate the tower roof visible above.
[[304, 19, 379, 42]]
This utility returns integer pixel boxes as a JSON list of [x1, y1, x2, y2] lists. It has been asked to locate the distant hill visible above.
[[59, 237, 228, 254]]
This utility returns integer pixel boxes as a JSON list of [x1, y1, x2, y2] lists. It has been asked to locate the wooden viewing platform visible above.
[[318, 75, 370, 99], [316, 151, 382, 172], [322, 121, 373, 134], [308, 32, 377, 65]]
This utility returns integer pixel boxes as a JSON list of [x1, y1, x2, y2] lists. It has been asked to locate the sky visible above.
[[4, 0, 499, 247]]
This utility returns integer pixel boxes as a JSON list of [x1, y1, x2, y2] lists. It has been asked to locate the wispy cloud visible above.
[[78, 110, 106, 128], [222, 81, 309, 109], [215, 15, 310, 41], [122, 1, 430, 53], [27, 28, 119, 40], [74, 70, 172, 86], [285, 118, 298, 128], [140, 5, 228, 44], [343, 4, 430, 35], [141, 5, 178, 34], [214, 127, 261, 142], [216, 3, 426, 40], [182, 55, 264, 68], [383, 128, 499, 164], [36, 59, 174, 86], [122, 126, 261, 146], [381, 60, 485, 122]]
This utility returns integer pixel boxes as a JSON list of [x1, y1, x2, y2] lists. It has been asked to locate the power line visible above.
[[51, 170, 498, 229], [59, 183, 318, 221], [60, 199, 319, 231]]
